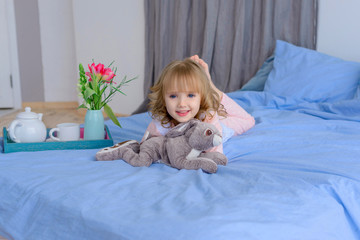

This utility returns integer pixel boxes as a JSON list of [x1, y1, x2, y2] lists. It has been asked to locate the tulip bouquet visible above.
[[77, 61, 135, 127]]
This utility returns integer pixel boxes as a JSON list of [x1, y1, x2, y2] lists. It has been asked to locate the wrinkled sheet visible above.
[[1, 91, 360, 240]]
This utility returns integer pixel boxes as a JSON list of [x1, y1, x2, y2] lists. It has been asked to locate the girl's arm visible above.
[[220, 93, 255, 135], [141, 120, 162, 142]]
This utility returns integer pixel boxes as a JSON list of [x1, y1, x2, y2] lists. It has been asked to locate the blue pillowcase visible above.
[[264, 40, 360, 102], [240, 55, 274, 91], [355, 86, 360, 99]]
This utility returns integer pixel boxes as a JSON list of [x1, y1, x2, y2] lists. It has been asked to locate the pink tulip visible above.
[[86, 63, 116, 83], [102, 68, 116, 82]]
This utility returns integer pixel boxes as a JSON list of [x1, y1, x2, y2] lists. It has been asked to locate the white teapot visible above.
[[8, 107, 47, 143]]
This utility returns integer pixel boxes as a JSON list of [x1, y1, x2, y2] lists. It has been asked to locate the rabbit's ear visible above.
[[165, 119, 199, 138]]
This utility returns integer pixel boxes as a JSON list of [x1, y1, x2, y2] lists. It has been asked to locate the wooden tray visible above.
[[2, 125, 113, 153]]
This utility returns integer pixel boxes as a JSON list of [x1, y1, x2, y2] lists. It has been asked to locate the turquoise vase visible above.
[[84, 110, 104, 140]]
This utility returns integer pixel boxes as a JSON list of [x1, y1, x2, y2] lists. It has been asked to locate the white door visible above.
[[0, 0, 14, 108]]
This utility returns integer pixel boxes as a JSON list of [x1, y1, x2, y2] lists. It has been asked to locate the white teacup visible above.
[[49, 123, 80, 141]]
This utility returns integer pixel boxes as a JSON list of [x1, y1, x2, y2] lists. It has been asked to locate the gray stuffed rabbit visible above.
[[96, 119, 228, 173]]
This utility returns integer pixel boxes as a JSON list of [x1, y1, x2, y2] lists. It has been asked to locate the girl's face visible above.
[[164, 90, 201, 124]]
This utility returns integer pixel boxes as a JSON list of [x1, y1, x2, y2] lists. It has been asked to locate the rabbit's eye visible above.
[[205, 129, 213, 136]]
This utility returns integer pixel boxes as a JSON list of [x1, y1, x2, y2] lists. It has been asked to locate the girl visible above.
[[143, 56, 255, 153]]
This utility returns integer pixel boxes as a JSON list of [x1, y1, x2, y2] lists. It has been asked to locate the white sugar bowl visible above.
[[8, 107, 47, 143]]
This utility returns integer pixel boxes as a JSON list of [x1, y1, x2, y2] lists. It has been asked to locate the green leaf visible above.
[[100, 85, 107, 96], [84, 88, 96, 99], [125, 76, 137, 84], [79, 63, 85, 73], [79, 64, 86, 79], [107, 60, 115, 68], [104, 104, 121, 128], [111, 85, 127, 95], [77, 103, 87, 109]]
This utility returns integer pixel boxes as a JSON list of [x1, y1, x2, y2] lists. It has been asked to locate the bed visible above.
[[1, 40, 360, 240]]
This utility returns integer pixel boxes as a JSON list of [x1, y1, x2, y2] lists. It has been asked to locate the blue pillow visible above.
[[264, 40, 360, 102], [355, 86, 360, 99], [240, 54, 274, 91]]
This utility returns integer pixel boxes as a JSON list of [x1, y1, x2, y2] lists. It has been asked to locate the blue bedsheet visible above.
[[1, 90, 360, 240]]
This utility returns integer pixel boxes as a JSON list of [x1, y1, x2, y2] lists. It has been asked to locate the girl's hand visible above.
[[190, 55, 223, 99]]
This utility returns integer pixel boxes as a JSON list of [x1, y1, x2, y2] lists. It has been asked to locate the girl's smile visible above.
[[176, 110, 190, 117]]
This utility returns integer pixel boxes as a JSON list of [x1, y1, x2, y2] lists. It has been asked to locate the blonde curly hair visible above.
[[148, 58, 226, 127]]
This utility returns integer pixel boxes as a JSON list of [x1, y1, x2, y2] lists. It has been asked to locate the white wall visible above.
[[72, 0, 145, 115], [2, 0, 21, 109], [317, 0, 360, 62], [14, 0, 45, 102], [38, 0, 78, 102]]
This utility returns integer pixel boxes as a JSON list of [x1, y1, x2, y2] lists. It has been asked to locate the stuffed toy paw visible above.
[[96, 140, 140, 161], [199, 152, 228, 166]]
